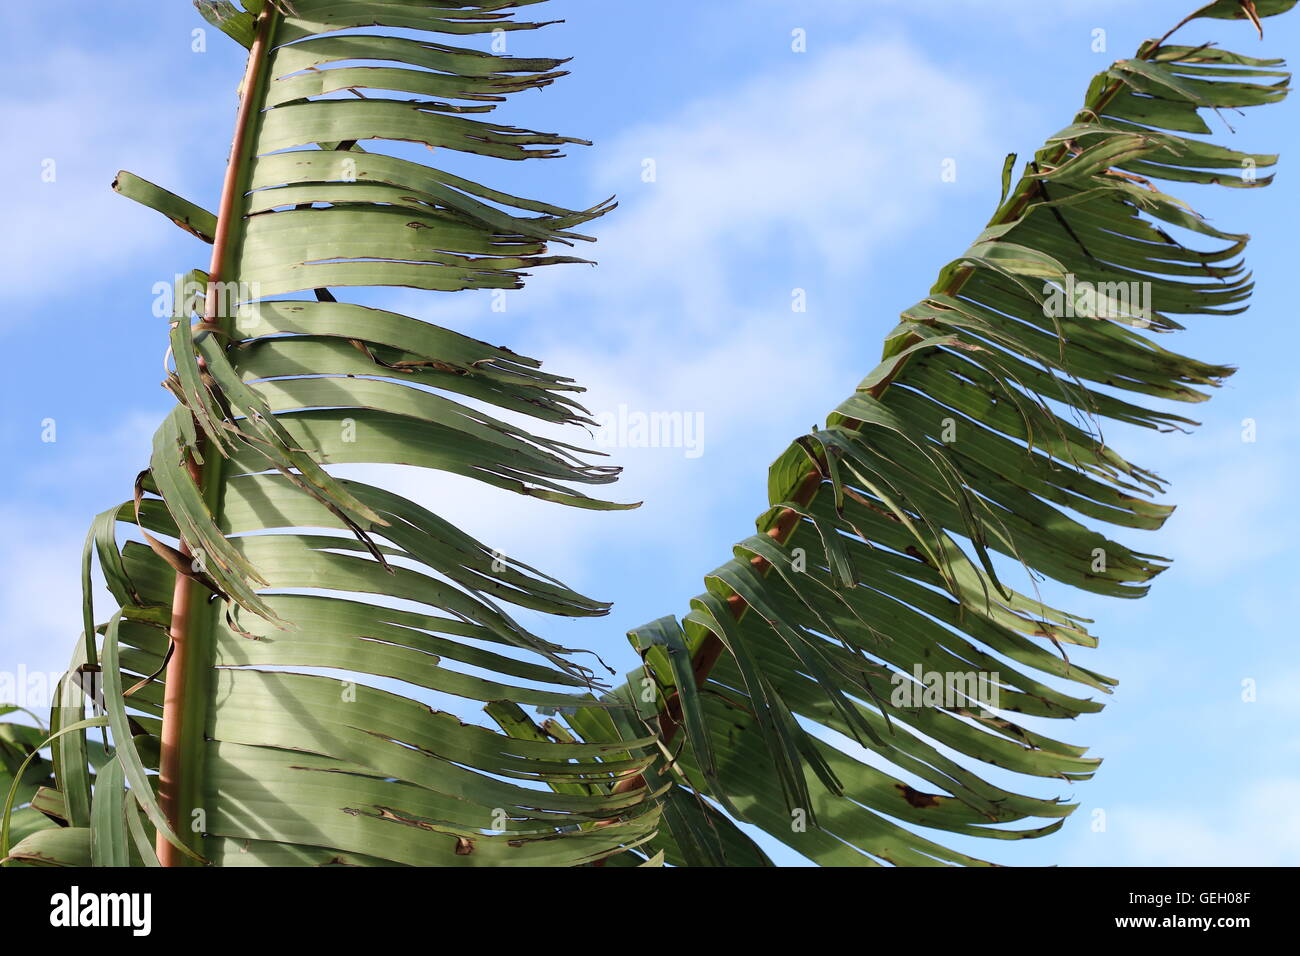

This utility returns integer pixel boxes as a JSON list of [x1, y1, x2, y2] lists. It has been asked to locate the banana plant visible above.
[[2, 0, 1293, 867], [0, 710, 62, 858]]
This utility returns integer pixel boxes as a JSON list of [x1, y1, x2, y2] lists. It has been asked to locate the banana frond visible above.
[[9, 0, 1296, 870], [17, 0, 662, 868], [555, 5, 1295, 866], [0, 710, 67, 865]]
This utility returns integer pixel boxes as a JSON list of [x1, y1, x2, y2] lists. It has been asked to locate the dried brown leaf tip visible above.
[[896, 784, 942, 809], [1242, 0, 1265, 38]]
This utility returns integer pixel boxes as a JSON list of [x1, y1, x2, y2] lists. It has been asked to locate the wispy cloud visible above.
[[1147, 387, 1300, 580], [533, 34, 997, 334], [1064, 778, 1300, 865], [0, 47, 215, 321], [0, 410, 165, 683], [367, 33, 1003, 598]]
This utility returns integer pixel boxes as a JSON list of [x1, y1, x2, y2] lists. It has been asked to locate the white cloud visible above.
[[0, 410, 166, 692], [531, 34, 996, 332], [1065, 778, 1300, 865], [1158, 448, 1291, 578], [365, 34, 1003, 598], [0, 506, 86, 692], [1144, 388, 1300, 580], [0, 47, 213, 320], [19, 410, 161, 496]]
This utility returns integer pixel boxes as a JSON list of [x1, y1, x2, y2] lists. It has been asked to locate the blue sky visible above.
[[1, 0, 1298, 865]]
